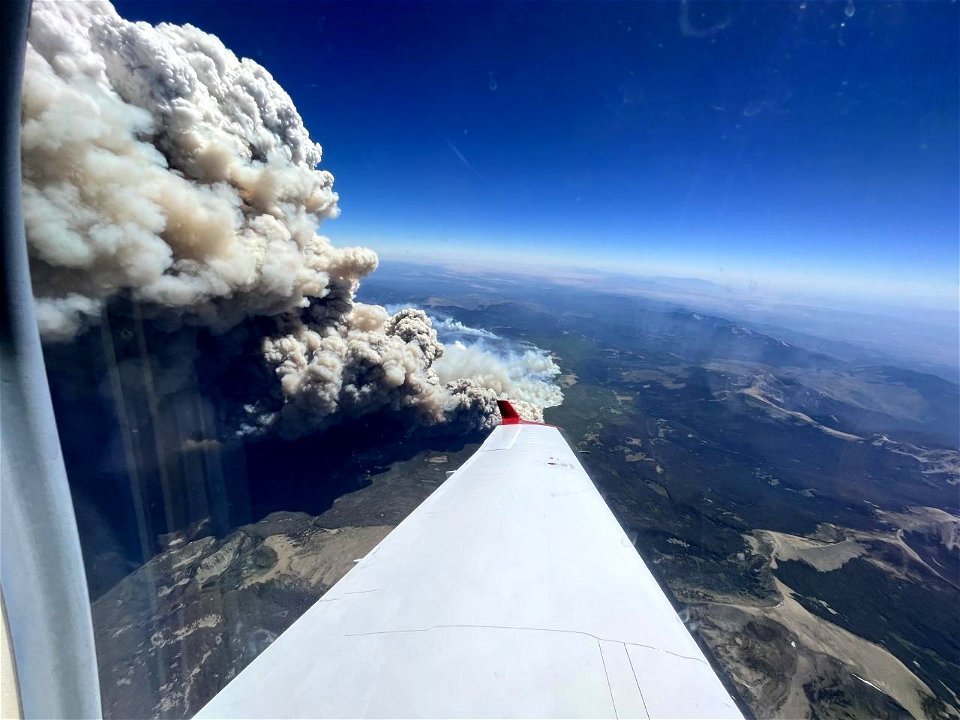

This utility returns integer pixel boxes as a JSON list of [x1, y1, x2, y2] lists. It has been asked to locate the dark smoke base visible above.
[[43, 305, 490, 598]]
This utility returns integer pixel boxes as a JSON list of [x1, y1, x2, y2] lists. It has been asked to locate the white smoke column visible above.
[[22, 0, 360, 340], [20, 0, 559, 434], [389, 309, 565, 423], [434, 341, 563, 423]]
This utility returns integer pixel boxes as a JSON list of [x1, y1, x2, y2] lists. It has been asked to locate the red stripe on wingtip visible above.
[[496, 399, 521, 421], [496, 399, 553, 427]]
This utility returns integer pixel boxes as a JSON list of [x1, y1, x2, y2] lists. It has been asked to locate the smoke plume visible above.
[[432, 329, 563, 425], [21, 0, 560, 434]]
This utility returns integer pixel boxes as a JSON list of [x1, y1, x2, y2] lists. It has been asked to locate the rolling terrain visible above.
[[53, 263, 959, 718], [363, 264, 960, 719]]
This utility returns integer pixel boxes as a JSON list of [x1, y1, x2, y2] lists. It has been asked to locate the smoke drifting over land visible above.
[[21, 0, 561, 434], [385, 306, 564, 422]]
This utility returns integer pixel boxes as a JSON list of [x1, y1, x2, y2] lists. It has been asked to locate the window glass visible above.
[[21, 1, 958, 718]]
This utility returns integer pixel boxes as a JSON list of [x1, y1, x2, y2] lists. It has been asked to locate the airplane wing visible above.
[[197, 401, 744, 719]]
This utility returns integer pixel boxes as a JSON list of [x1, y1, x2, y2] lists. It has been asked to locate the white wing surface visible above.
[[197, 403, 743, 719]]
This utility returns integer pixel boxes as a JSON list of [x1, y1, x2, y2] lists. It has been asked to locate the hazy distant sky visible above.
[[116, 1, 958, 306]]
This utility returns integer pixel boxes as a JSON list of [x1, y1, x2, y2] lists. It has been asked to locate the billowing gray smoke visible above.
[[21, 0, 560, 434]]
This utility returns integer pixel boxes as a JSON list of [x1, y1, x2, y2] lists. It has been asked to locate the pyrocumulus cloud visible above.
[[21, 0, 561, 433]]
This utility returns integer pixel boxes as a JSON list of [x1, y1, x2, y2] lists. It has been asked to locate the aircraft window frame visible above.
[[0, 0, 102, 716]]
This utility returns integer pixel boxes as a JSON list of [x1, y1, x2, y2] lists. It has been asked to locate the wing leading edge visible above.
[[198, 402, 743, 719]]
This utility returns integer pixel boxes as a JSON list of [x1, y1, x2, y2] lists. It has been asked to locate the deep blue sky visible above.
[[116, 1, 958, 305]]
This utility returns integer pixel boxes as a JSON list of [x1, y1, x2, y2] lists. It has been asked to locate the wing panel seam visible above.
[[598, 639, 619, 720], [342, 623, 708, 664], [624, 641, 651, 720]]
